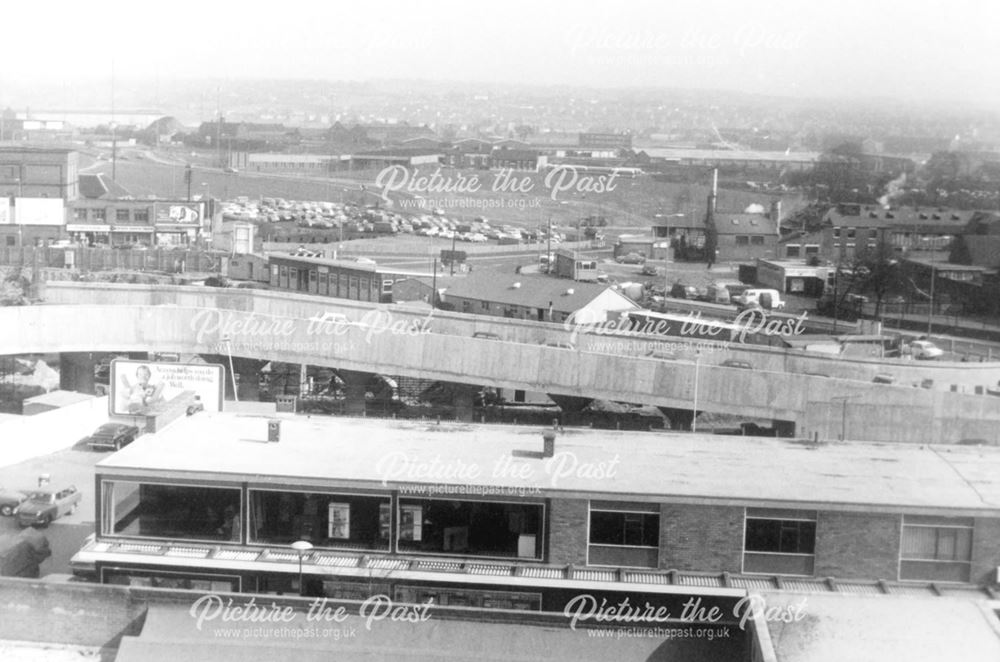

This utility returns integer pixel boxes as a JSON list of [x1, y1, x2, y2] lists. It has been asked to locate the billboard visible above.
[[154, 202, 203, 226], [110, 360, 224, 416], [14, 198, 65, 226]]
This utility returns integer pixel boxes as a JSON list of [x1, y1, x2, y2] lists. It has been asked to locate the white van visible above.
[[735, 288, 785, 310]]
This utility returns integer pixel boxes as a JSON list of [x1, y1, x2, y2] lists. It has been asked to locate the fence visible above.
[[0, 246, 224, 274]]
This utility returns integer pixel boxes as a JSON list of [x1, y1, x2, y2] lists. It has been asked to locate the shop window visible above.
[[743, 508, 816, 575], [900, 516, 972, 582], [102, 480, 242, 543], [396, 498, 543, 560], [248, 489, 390, 551]]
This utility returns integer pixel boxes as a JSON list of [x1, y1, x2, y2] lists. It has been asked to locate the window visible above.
[[102, 480, 242, 543], [134, 209, 149, 222], [309, 270, 317, 282], [832, 227, 841, 239], [74, 208, 88, 221], [93, 208, 106, 221], [900, 516, 972, 582], [6, 236, 15, 247], [750, 236, 765, 245], [590, 511, 659, 547], [116, 209, 130, 222], [846, 228, 856, 239], [396, 498, 543, 560], [785, 245, 801, 258], [588, 503, 659, 568], [804, 245, 820, 256], [743, 508, 816, 575], [868, 229, 879, 239], [735, 235, 749, 246], [248, 490, 389, 550], [481, 301, 490, 310]]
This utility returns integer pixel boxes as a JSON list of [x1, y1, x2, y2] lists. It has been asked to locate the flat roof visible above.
[[97, 414, 1000, 515]]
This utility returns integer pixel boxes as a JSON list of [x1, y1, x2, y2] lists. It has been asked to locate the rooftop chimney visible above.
[[542, 430, 556, 458]]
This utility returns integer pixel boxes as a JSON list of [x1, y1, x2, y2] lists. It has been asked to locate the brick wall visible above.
[[814, 511, 900, 580], [658, 504, 744, 572], [548, 498, 588, 565], [970, 517, 1000, 585]]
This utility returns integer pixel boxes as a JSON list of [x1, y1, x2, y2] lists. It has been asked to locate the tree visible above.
[[852, 240, 905, 320]]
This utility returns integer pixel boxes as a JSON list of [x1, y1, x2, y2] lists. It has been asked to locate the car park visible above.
[[15, 485, 82, 527], [0, 488, 29, 517], [85, 423, 140, 451]]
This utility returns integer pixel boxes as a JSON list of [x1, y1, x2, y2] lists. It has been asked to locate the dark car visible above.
[[86, 423, 140, 451], [15, 486, 82, 527], [721, 359, 754, 370], [670, 283, 699, 300], [0, 488, 28, 517], [616, 253, 645, 265]]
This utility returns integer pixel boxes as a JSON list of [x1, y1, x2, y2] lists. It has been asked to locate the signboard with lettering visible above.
[[154, 202, 204, 227], [110, 359, 223, 416]]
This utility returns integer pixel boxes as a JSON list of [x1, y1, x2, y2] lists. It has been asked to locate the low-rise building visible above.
[[440, 269, 638, 322]]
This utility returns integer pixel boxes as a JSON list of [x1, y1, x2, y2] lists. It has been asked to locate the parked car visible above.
[[640, 264, 660, 277], [670, 283, 699, 299], [721, 359, 753, 370], [910, 340, 944, 360], [616, 253, 645, 265], [0, 488, 28, 517], [85, 423, 140, 451], [873, 373, 896, 384], [735, 288, 785, 311], [15, 486, 82, 527]]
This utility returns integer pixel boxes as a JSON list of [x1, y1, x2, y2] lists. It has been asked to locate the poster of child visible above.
[[119, 364, 165, 414]]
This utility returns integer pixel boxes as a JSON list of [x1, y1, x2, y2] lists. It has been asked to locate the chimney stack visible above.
[[543, 424, 556, 458]]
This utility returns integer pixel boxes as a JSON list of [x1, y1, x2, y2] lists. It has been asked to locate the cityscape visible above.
[[1, 2, 1000, 661]]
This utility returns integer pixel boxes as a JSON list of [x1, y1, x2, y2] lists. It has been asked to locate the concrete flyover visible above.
[[0, 281, 996, 445]]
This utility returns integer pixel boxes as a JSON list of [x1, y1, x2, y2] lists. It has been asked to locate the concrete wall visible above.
[[13, 283, 1000, 444], [658, 504, 744, 572]]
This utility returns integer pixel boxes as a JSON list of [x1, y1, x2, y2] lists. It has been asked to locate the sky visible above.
[[2, 0, 999, 107]]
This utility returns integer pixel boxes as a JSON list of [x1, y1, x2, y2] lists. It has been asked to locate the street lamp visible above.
[[830, 394, 861, 441], [691, 350, 701, 433], [927, 263, 936, 336], [110, 122, 118, 181], [221, 335, 238, 402], [290, 540, 314, 596]]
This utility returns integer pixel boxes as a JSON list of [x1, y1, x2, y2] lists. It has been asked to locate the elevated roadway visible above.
[[1, 282, 997, 444]]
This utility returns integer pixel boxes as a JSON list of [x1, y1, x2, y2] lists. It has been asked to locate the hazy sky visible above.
[[3, 0, 999, 107]]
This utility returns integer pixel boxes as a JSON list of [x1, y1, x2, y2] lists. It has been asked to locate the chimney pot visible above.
[[542, 430, 556, 458]]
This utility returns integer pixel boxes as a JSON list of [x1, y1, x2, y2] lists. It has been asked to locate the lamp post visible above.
[[110, 122, 118, 181], [221, 335, 238, 402], [290, 540, 313, 596], [927, 264, 936, 336], [691, 350, 701, 433]]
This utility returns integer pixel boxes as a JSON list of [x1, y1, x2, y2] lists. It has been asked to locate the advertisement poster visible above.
[[110, 359, 223, 416]]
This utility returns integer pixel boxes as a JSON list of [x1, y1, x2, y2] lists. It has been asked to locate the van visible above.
[[735, 288, 785, 311]]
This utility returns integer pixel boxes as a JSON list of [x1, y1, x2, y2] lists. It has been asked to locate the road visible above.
[[0, 443, 105, 578]]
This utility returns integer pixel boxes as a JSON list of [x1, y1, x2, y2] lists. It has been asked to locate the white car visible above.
[[910, 340, 944, 360]]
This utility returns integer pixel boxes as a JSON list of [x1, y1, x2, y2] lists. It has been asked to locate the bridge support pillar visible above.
[[339, 369, 371, 417], [548, 394, 594, 426], [772, 420, 797, 438], [60, 353, 97, 394], [657, 406, 697, 431], [450, 383, 481, 423]]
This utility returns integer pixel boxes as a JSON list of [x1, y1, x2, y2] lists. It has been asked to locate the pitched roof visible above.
[[441, 269, 636, 312], [714, 213, 777, 235], [824, 205, 977, 230]]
